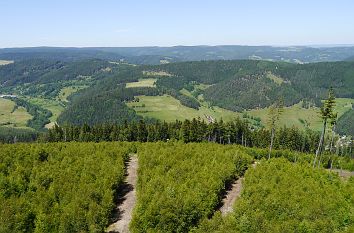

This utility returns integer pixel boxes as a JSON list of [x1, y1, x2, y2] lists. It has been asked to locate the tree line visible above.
[[45, 117, 325, 154]]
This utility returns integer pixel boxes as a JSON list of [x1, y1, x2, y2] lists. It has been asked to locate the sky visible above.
[[0, 0, 354, 48]]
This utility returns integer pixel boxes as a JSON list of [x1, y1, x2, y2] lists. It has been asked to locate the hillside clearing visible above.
[[126, 78, 157, 88], [127, 95, 241, 122], [25, 97, 65, 123], [0, 98, 32, 128], [142, 70, 173, 77], [57, 86, 87, 102], [247, 98, 354, 131]]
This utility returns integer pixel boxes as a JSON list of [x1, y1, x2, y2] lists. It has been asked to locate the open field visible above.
[[127, 94, 241, 122], [126, 78, 157, 88], [247, 98, 354, 131], [57, 85, 86, 102], [0, 98, 32, 128], [142, 70, 173, 76], [0, 60, 14, 65], [25, 97, 65, 123], [128, 93, 354, 131]]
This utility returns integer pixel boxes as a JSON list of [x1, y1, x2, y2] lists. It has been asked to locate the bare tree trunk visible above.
[[314, 120, 327, 168], [268, 127, 275, 160], [329, 124, 336, 153], [329, 124, 336, 170]]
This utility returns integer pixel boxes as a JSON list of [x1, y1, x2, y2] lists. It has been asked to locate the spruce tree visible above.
[[268, 97, 284, 159], [313, 87, 336, 168]]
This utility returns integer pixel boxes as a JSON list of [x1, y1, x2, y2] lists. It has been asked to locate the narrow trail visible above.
[[220, 177, 244, 216], [329, 169, 354, 179], [107, 154, 138, 233], [220, 163, 257, 216]]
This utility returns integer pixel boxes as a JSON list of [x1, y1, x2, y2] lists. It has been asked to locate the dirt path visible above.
[[220, 163, 257, 216], [107, 155, 138, 233], [329, 169, 354, 179], [220, 177, 244, 216]]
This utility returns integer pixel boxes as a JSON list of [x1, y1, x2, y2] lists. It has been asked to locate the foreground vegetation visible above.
[[0, 142, 132, 232], [0, 141, 353, 233], [194, 158, 354, 233], [131, 143, 252, 232]]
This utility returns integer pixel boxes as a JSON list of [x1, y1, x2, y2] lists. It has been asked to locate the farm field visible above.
[[127, 94, 242, 122], [126, 78, 157, 88], [0, 98, 32, 128]]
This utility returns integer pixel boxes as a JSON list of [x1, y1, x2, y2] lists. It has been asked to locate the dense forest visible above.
[[0, 127, 37, 143], [131, 143, 252, 232], [2, 142, 352, 232], [0, 142, 132, 232], [337, 109, 354, 136], [193, 158, 354, 233], [151, 60, 354, 110], [45, 118, 354, 158]]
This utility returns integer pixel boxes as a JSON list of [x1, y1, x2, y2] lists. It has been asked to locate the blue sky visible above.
[[0, 0, 353, 47]]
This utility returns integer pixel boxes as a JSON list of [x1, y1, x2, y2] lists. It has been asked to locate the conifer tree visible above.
[[268, 97, 284, 159], [313, 87, 336, 167]]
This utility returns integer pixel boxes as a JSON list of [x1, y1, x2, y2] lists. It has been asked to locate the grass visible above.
[[127, 95, 241, 122], [126, 78, 157, 88], [25, 97, 65, 124], [266, 72, 284, 85], [142, 70, 173, 76], [247, 98, 354, 131], [247, 102, 322, 130], [128, 93, 354, 132], [0, 98, 32, 128], [0, 60, 13, 66], [57, 86, 86, 102]]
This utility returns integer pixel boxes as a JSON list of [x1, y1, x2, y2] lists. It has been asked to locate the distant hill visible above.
[[1, 58, 353, 135], [2, 46, 354, 64], [346, 55, 354, 61]]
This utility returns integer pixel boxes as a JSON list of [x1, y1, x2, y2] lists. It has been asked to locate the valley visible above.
[[2, 2, 354, 232]]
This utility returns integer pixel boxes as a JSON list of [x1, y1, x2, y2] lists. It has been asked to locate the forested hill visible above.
[[151, 60, 354, 111], [58, 60, 354, 130], [2, 46, 354, 64], [1, 58, 353, 136]]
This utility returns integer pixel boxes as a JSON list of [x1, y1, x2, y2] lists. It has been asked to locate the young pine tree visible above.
[[268, 97, 284, 159], [313, 87, 336, 168]]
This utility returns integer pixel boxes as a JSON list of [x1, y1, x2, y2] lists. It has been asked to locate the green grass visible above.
[[247, 98, 354, 131], [266, 71, 284, 85], [0, 60, 13, 66], [25, 97, 65, 127], [127, 95, 241, 122], [247, 102, 322, 130], [0, 98, 32, 128], [126, 78, 157, 88], [142, 70, 173, 77], [128, 93, 354, 132], [57, 86, 86, 102]]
